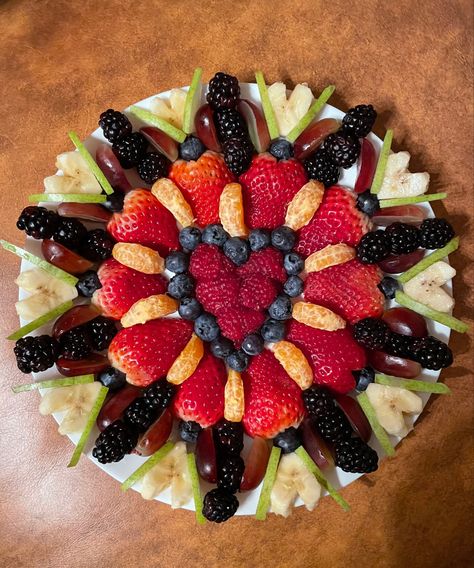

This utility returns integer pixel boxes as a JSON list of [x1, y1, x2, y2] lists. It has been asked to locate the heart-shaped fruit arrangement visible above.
[[4, 69, 467, 525]]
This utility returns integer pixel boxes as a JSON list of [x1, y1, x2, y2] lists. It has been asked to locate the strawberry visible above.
[[108, 318, 193, 387], [169, 151, 235, 226], [195, 273, 240, 314], [92, 258, 167, 319], [237, 248, 286, 283], [242, 349, 304, 438], [239, 154, 307, 229], [107, 189, 179, 256], [217, 306, 265, 344], [304, 259, 384, 324], [239, 274, 278, 310], [189, 244, 235, 281], [172, 351, 226, 427], [295, 186, 370, 257], [287, 320, 367, 394]]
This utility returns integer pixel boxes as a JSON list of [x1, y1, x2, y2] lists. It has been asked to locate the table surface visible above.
[[1, 1, 473, 567]]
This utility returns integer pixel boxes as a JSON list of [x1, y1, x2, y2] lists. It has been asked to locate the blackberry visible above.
[[214, 108, 248, 142], [304, 149, 340, 187], [414, 336, 453, 370], [353, 318, 391, 350], [179, 135, 206, 161], [386, 333, 421, 359], [202, 488, 239, 523], [322, 132, 361, 169], [92, 420, 138, 463], [223, 137, 254, 176], [315, 407, 353, 443], [335, 438, 378, 473], [378, 276, 400, 300], [269, 139, 294, 161], [357, 230, 391, 264], [137, 152, 170, 184], [14, 335, 59, 374], [123, 398, 158, 433], [214, 420, 244, 455], [87, 316, 117, 351], [302, 386, 336, 418], [143, 381, 176, 411], [342, 104, 377, 138], [419, 218, 455, 249], [53, 218, 87, 250], [385, 222, 421, 255], [179, 420, 202, 443], [59, 327, 93, 360], [217, 455, 245, 493], [79, 229, 114, 261], [356, 190, 380, 217], [76, 270, 102, 297], [98, 109, 132, 143], [113, 132, 148, 169], [273, 427, 301, 454], [16, 206, 59, 240], [206, 72, 240, 110]]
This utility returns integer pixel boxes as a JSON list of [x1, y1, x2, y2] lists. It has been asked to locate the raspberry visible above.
[[239, 274, 278, 310]]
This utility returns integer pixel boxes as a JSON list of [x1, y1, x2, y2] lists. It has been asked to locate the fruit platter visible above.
[[3, 69, 468, 524]]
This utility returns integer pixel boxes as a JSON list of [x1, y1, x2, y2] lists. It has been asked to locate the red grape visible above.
[[293, 118, 340, 160], [372, 205, 426, 226], [382, 307, 428, 337], [300, 419, 334, 470], [195, 427, 217, 483], [354, 138, 377, 194], [57, 203, 112, 223], [238, 99, 271, 153], [42, 240, 93, 275], [378, 249, 425, 274], [95, 144, 132, 193], [56, 354, 110, 377], [135, 409, 173, 456], [240, 436, 270, 491], [140, 127, 179, 162], [368, 350, 421, 378], [334, 394, 372, 443], [53, 305, 100, 340], [194, 104, 221, 153], [97, 385, 143, 431]]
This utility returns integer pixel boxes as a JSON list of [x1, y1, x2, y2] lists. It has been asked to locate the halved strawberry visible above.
[[189, 244, 235, 281], [92, 258, 167, 319], [239, 274, 278, 310], [108, 318, 193, 387], [217, 306, 265, 345], [195, 274, 240, 314], [237, 247, 286, 283]]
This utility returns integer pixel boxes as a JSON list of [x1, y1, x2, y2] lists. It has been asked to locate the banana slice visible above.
[[403, 261, 455, 313], [44, 151, 102, 194], [140, 441, 192, 507], [378, 152, 430, 199], [149, 89, 187, 129], [15, 268, 78, 320], [270, 452, 321, 517], [365, 383, 422, 437], [39, 382, 103, 435], [267, 82, 313, 137]]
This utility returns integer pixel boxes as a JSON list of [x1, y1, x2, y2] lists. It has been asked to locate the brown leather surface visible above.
[[0, 1, 473, 567]]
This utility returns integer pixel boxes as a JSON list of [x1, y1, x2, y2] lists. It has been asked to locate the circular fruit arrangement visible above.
[[4, 70, 468, 524]]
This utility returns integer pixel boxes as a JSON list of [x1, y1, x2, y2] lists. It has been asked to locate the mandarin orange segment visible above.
[[284, 180, 325, 231], [269, 341, 313, 390], [166, 333, 204, 385], [151, 178, 194, 227], [120, 294, 178, 327], [224, 369, 245, 422], [219, 183, 249, 237], [292, 301, 346, 331], [112, 242, 164, 274], [304, 243, 356, 273]]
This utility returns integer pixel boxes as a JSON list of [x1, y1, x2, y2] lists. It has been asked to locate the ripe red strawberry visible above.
[[242, 350, 304, 438], [239, 274, 278, 310], [92, 258, 167, 319], [287, 320, 367, 394], [107, 189, 179, 256], [304, 259, 384, 324], [189, 244, 235, 281], [172, 351, 226, 427], [239, 154, 307, 229], [108, 318, 193, 387], [237, 248, 286, 283], [295, 186, 370, 256], [195, 273, 240, 314], [217, 306, 265, 344], [169, 151, 235, 226]]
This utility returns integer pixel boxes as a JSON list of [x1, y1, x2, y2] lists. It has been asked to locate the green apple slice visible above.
[[375, 373, 451, 394], [121, 441, 175, 491], [1, 239, 78, 286], [395, 290, 468, 333], [12, 374, 94, 393], [255, 71, 279, 141], [286, 85, 336, 143], [379, 192, 447, 208], [29, 193, 107, 204], [182, 68, 203, 135], [370, 129, 393, 195], [68, 131, 114, 195], [255, 445, 281, 520], [68, 384, 108, 467], [398, 237, 459, 284], [7, 300, 74, 341], [187, 452, 206, 524], [129, 106, 187, 143], [357, 392, 395, 456]]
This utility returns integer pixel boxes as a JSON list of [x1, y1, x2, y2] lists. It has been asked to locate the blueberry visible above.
[[102, 192, 124, 212], [179, 226, 202, 251], [273, 427, 302, 453], [98, 367, 126, 391], [179, 420, 202, 443], [378, 276, 400, 300], [178, 297, 203, 320], [194, 313, 220, 342], [261, 319, 286, 342], [268, 294, 293, 320], [75, 271, 102, 297], [283, 275, 303, 297], [167, 273, 194, 299], [226, 350, 250, 372], [353, 367, 375, 392], [283, 252, 304, 275], [271, 226, 296, 252], [249, 228, 271, 251], [241, 333, 264, 356], [165, 251, 190, 274], [269, 138, 294, 161], [210, 336, 234, 359], [223, 236, 250, 266], [356, 190, 380, 217], [179, 135, 206, 161], [202, 224, 229, 247]]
